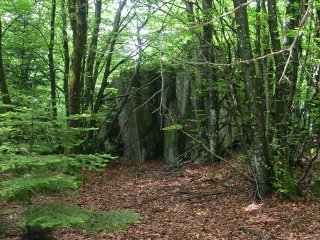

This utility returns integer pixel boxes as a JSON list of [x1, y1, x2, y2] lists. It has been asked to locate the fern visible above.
[[23, 204, 93, 228], [83, 210, 141, 234], [23, 203, 141, 233], [0, 175, 77, 202], [69, 154, 116, 171], [0, 155, 66, 173]]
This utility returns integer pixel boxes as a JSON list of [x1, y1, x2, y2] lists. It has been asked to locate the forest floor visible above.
[[3, 157, 320, 239]]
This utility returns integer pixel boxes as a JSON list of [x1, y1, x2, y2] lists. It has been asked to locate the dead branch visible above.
[[181, 129, 255, 183]]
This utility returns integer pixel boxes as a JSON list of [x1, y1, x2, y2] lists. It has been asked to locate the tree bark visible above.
[[272, 0, 301, 181], [233, 0, 271, 198], [48, 0, 57, 118], [315, 6, 320, 92], [93, 0, 127, 114], [0, 18, 12, 110], [257, 1, 271, 139], [201, 0, 220, 157], [67, 0, 88, 127], [84, 0, 102, 112], [282, 0, 301, 108], [61, 0, 70, 117], [267, 0, 284, 80]]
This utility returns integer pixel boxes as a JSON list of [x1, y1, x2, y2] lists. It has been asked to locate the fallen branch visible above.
[[238, 226, 263, 237], [181, 129, 255, 183], [173, 188, 248, 199], [297, 143, 320, 186]]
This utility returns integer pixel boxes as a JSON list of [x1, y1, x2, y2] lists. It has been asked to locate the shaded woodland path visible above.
[[2, 158, 320, 240], [51, 159, 320, 240]]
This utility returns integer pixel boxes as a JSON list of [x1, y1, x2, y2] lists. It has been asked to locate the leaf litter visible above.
[[2, 158, 320, 239]]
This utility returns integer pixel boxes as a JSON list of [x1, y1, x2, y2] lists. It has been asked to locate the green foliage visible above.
[[0, 126, 129, 235], [0, 152, 136, 236], [23, 203, 140, 233], [0, 0, 318, 205], [0, 153, 116, 202], [79, 210, 141, 234], [0, 154, 65, 173], [1, 0, 33, 14], [283, 173, 298, 196], [105, 88, 118, 95], [70, 154, 116, 171], [23, 204, 92, 229], [0, 175, 77, 202], [0, 154, 79, 195], [162, 124, 183, 131], [311, 179, 320, 197], [0, 106, 66, 154], [272, 161, 298, 197], [0, 105, 102, 154]]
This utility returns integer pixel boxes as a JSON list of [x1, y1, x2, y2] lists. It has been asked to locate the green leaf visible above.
[[162, 124, 183, 131]]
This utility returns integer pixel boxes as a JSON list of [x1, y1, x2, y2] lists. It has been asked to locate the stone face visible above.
[[116, 72, 142, 162], [118, 99, 142, 162], [162, 71, 180, 164], [176, 71, 191, 117], [163, 102, 180, 164], [116, 67, 233, 163], [135, 71, 163, 162], [117, 70, 162, 162], [219, 108, 232, 148]]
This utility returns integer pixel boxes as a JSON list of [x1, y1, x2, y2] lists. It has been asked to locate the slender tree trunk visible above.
[[93, 0, 127, 114], [67, 0, 88, 127], [61, 0, 70, 117], [283, 0, 301, 107], [258, 1, 272, 139], [48, 0, 57, 118], [0, 18, 12, 110], [233, 0, 271, 198], [84, 0, 102, 112], [267, 0, 284, 80], [272, 0, 301, 184], [315, 7, 320, 92], [202, 0, 220, 157], [272, 0, 297, 139]]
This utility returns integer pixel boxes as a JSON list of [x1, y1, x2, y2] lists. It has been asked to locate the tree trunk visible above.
[[272, 0, 301, 189], [267, 0, 284, 80], [201, 0, 220, 157], [0, 18, 12, 110], [84, 0, 102, 113], [282, 0, 301, 108], [233, 0, 271, 198], [67, 0, 88, 127], [48, 0, 57, 118], [315, 7, 320, 93], [61, 0, 70, 117], [93, 0, 127, 114], [257, 1, 271, 139]]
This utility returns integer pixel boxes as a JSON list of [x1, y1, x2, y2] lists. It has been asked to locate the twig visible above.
[[278, 0, 315, 84], [181, 129, 255, 183], [173, 188, 248, 199], [297, 143, 320, 186]]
